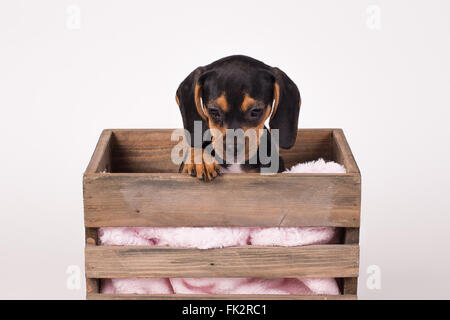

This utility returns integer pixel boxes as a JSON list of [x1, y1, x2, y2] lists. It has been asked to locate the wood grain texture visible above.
[[342, 228, 360, 295], [85, 228, 100, 294], [86, 278, 99, 294], [83, 128, 361, 299], [85, 228, 98, 246], [111, 129, 181, 173], [85, 245, 359, 279], [87, 293, 357, 300], [84, 173, 360, 227], [84, 128, 360, 228], [331, 129, 360, 174], [344, 228, 360, 244], [109, 129, 335, 173], [343, 278, 358, 295], [281, 129, 334, 169], [86, 130, 113, 173], [84, 128, 359, 174]]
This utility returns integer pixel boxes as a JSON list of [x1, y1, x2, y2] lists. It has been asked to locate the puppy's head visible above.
[[176, 55, 301, 162]]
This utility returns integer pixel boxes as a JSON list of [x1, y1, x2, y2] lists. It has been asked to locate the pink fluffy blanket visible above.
[[99, 159, 345, 296]]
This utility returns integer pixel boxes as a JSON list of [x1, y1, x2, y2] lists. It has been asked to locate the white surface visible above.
[[0, 0, 449, 299], [285, 158, 346, 174]]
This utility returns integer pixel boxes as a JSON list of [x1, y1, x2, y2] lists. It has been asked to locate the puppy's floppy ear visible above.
[[176, 67, 210, 147], [269, 67, 301, 149]]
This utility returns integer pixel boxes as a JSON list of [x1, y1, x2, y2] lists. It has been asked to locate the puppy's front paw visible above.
[[181, 147, 221, 182]]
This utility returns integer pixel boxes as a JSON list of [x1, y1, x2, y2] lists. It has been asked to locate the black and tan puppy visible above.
[[176, 55, 301, 181]]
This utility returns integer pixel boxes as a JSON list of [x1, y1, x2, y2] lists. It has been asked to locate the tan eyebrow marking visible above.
[[210, 92, 229, 112], [241, 93, 256, 112]]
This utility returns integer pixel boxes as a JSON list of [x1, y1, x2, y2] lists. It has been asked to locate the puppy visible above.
[[176, 55, 301, 181]]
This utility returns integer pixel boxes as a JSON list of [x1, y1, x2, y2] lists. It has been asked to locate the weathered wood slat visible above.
[[110, 129, 335, 173], [85, 228, 98, 246], [343, 277, 358, 295], [86, 245, 359, 279], [86, 278, 99, 294], [344, 228, 360, 244], [86, 130, 113, 173], [87, 293, 357, 300], [331, 129, 360, 174], [342, 228, 360, 295], [84, 173, 360, 227]]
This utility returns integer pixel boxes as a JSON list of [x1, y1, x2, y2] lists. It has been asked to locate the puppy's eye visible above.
[[207, 107, 222, 121], [249, 107, 263, 119]]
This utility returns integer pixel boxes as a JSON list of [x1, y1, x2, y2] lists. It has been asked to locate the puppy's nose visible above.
[[227, 120, 242, 130]]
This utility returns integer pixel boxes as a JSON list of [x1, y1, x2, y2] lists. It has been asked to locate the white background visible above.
[[1, 0, 449, 299]]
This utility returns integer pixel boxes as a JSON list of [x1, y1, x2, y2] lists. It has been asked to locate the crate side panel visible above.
[[111, 129, 334, 173], [85, 130, 113, 174], [280, 129, 333, 169], [112, 129, 181, 173], [85, 245, 359, 278], [84, 174, 360, 227], [343, 227, 360, 295], [331, 129, 359, 174]]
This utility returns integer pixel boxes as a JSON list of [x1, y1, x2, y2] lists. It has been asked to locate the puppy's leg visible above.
[[181, 147, 221, 181]]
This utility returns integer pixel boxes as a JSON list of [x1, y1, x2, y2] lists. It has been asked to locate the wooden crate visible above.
[[83, 128, 361, 300]]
